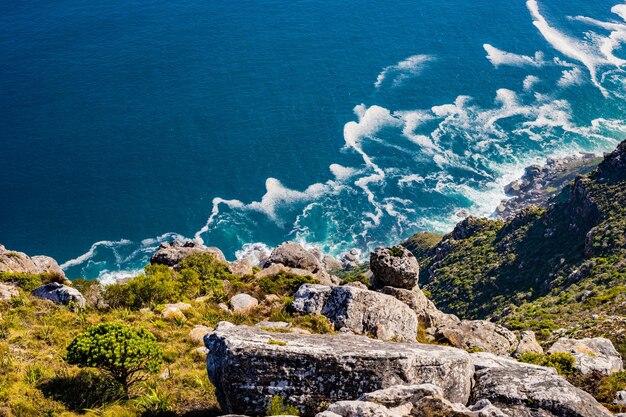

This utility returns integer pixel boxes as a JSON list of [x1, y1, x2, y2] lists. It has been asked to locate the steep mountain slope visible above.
[[407, 140, 626, 349]]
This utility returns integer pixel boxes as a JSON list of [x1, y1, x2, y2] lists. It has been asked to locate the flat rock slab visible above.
[[205, 322, 473, 416], [470, 353, 612, 417]]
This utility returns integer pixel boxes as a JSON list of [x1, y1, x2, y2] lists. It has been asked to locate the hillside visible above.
[[408, 140, 626, 349]]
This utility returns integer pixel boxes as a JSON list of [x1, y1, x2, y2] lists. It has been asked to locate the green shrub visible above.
[[266, 395, 299, 416], [65, 322, 163, 395], [258, 272, 318, 297], [0, 272, 42, 292], [291, 314, 333, 334], [178, 252, 235, 296], [518, 352, 576, 377]]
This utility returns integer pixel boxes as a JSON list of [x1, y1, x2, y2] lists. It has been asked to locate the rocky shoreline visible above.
[[494, 152, 602, 220]]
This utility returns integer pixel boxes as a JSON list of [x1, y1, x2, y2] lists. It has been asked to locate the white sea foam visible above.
[[484, 44, 545, 68], [523, 75, 541, 91], [98, 268, 143, 286], [330, 164, 358, 181], [398, 174, 424, 188], [60, 239, 132, 269], [374, 55, 434, 88], [558, 67, 585, 87]]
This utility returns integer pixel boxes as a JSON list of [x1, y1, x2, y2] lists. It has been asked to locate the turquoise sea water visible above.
[[2, 0, 626, 280]]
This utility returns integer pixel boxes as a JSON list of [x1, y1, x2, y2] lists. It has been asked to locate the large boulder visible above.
[[32, 282, 85, 308], [434, 320, 517, 356], [150, 240, 226, 269], [0, 245, 40, 274], [380, 287, 458, 329], [205, 322, 474, 416], [370, 247, 420, 290], [547, 337, 623, 375], [292, 284, 418, 342], [264, 242, 324, 274], [228, 259, 253, 277], [31, 256, 66, 279], [470, 352, 612, 417]]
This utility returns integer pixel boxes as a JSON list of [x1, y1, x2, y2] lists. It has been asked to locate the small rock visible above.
[[0, 282, 19, 301], [513, 330, 543, 357], [162, 302, 192, 320], [229, 294, 259, 313], [188, 325, 212, 345], [615, 390, 626, 405]]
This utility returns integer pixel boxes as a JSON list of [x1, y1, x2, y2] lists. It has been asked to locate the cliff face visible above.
[[406, 139, 626, 348]]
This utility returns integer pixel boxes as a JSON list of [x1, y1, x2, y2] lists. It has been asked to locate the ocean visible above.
[[1, 0, 626, 280]]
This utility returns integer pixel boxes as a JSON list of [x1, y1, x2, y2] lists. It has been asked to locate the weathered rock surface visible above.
[[380, 287, 458, 329], [188, 325, 212, 345], [512, 330, 543, 357], [162, 302, 192, 320], [370, 247, 420, 290], [229, 293, 259, 313], [0, 282, 19, 301], [616, 390, 626, 406], [32, 282, 85, 308], [228, 259, 253, 277], [547, 337, 623, 375], [31, 255, 66, 279], [264, 242, 323, 274], [0, 245, 67, 279], [470, 352, 612, 417], [205, 322, 474, 416], [291, 284, 418, 341], [434, 320, 517, 356], [151, 240, 226, 269]]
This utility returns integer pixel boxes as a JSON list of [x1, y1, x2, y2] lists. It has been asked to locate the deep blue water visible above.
[[2, 0, 626, 280]]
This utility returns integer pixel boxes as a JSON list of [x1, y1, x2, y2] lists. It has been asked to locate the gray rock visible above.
[[150, 240, 226, 269], [358, 384, 443, 407], [322, 255, 343, 272], [513, 330, 543, 357], [229, 259, 253, 277], [434, 320, 517, 355], [325, 401, 394, 417], [292, 284, 418, 342], [615, 390, 626, 405], [291, 284, 333, 315], [412, 395, 510, 417], [380, 287, 458, 329], [370, 247, 420, 290], [344, 281, 368, 290], [31, 255, 66, 280], [0, 282, 19, 301], [205, 322, 474, 416], [264, 242, 324, 274], [470, 352, 612, 417], [32, 282, 85, 308], [547, 337, 623, 375], [229, 294, 259, 313]]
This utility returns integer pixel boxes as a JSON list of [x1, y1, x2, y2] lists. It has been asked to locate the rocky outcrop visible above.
[[162, 302, 192, 320], [264, 242, 323, 274], [32, 282, 85, 308], [434, 320, 517, 356], [495, 153, 601, 220], [512, 330, 543, 357], [547, 337, 623, 375], [228, 259, 253, 277], [255, 263, 337, 286], [31, 256, 65, 279], [205, 322, 474, 416], [597, 139, 626, 181], [150, 240, 226, 269], [0, 245, 67, 280], [370, 247, 419, 290], [380, 287, 458, 329], [229, 293, 259, 313], [291, 284, 418, 342], [470, 352, 612, 417], [0, 282, 19, 301]]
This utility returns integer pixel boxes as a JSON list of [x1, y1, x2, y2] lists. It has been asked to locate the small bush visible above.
[[266, 395, 299, 416], [0, 272, 42, 292], [518, 352, 576, 377], [65, 322, 163, 395]]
